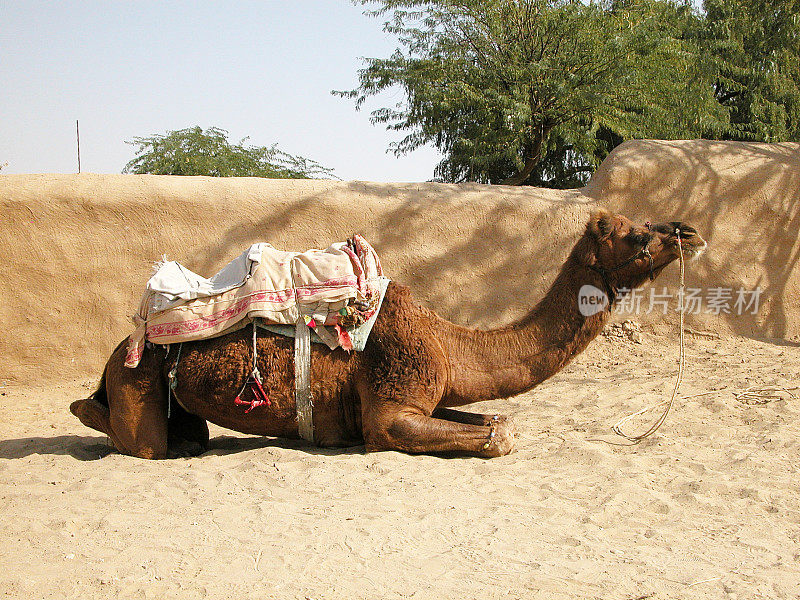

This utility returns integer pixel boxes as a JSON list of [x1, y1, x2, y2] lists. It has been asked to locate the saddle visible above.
[[125, 235, 385, 368]]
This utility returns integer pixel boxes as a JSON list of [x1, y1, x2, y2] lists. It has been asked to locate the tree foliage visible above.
[[700, 0, 800, 141], [123, 126, 335, 179], [337, 0, 727, 186]]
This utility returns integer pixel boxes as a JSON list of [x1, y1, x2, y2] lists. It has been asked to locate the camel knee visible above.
[[362, 408, 445, 454], [362, 410, 411, 452], [108, 410, 168, 460], [363, 426, 395, 452], [103, 430, 168, 460]]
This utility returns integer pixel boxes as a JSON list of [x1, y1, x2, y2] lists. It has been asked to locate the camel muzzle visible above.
[[651, 222, 707, 258]]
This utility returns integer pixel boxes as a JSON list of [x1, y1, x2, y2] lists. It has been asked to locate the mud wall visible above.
[[587, 140, 800, 344], [1, 140, 798, 382]]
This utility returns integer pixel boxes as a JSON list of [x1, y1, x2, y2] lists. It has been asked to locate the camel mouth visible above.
[[682, 238, 708, 259], [670, 230, 707, 260], [650, 222, 707, 261], [657, 237, 706, 264]]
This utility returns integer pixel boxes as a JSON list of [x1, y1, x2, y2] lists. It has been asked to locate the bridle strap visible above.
[[588, 263, 618, 307], [588, 246, 654, 309]]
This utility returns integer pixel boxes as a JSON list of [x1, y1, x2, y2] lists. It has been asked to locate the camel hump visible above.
[[373, 282, 414, 318], [383, 281, 412, 303]]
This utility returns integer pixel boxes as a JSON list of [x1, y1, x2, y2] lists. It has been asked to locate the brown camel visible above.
[[70, 209, 706, 458]]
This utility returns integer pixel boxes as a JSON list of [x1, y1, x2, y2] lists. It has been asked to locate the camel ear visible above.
[[587, 209, 615, 240]]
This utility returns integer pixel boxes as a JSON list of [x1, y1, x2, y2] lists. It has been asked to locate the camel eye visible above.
[[623, 230, 652, 248]]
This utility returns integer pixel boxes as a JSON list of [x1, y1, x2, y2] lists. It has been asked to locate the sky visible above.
[[0, 1, 443, 182]]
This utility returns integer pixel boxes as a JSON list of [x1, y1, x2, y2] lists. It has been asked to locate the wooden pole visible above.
[[76, 120, 81, 173]]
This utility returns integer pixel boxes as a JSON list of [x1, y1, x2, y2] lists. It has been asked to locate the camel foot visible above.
[[482, 418, 516, 457], [364, 407, 517, 458], [71, 397, 169, 459], [70, 398, 112, 437], [432, 406, 514, 429], [70, 397, 130, 456]]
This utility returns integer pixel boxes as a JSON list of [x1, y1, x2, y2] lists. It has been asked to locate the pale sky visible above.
[[0, 0, 443, 182]]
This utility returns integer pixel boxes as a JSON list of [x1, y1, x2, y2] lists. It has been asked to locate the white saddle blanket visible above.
[[125, 235, 384, 367]]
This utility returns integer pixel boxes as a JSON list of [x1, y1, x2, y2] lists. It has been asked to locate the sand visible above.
[[2, 141, 799, 598], [2, 331, 798, 599]]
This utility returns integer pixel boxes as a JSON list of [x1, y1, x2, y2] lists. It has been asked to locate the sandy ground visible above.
[[1, 331, 798, 600]]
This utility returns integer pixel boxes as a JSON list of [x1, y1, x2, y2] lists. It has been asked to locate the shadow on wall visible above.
[[584, 140, 800, 340], [2, 141, 797, 384], [185, 181, 594, 328]]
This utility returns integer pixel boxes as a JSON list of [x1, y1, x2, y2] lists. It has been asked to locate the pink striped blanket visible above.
[[125, 235, 383, 367]]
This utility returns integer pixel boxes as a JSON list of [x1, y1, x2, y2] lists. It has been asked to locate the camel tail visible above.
[[82, 337, 128, 408], [69, 338, 128, 432], [86, 367, 109, 407]]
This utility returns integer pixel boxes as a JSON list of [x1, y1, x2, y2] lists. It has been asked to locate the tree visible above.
[[700, 0, 800, 141], [123, 126, 335, 179], [337, 0, 727, 186]]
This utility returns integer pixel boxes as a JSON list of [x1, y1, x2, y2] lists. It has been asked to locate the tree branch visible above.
[[500, 122, 554, 185]]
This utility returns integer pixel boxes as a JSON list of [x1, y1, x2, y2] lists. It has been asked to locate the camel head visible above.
[[583, 208, 707, 302]]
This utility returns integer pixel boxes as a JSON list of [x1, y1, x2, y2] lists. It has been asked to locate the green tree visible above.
[[337, 0, 726, 186], [123, 126, 335, 179], [700, 0, 800, 141]]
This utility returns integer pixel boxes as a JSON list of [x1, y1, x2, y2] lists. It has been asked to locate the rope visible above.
[[611, 231, 685, 444], [233, 321, 270, 412], [733, 385, 797, 405], [167, 343, 183, 419]]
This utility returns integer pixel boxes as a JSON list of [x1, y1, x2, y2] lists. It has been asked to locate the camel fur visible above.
[[70, 209, 706, 458]]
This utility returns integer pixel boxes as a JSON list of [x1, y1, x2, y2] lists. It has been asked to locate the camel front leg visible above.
[[363, 405, 515, 457]]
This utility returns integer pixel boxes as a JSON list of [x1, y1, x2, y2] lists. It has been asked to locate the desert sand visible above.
[[1, 330, 798, 599], [1, 140, 799, 598]]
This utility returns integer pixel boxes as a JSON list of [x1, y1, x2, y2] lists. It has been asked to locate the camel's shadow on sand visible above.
[[0, 434, 366, 461], [202, 435, 366, 458], [0, 435, 116, 461]]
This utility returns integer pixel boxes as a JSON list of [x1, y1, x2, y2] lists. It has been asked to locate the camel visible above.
[[70, 209, 706, 458]]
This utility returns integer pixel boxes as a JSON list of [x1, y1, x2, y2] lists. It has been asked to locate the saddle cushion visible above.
[[125, 235, 383, 367]]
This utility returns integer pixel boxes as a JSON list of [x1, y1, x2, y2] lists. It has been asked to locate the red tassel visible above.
[[335, 324, 353, 351], [234, 379, 271, 413]]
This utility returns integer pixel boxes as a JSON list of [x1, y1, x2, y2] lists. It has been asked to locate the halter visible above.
[[588, 245, 654, 308]]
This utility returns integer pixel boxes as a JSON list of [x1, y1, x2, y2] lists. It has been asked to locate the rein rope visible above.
[[610, 230, 685, 443]]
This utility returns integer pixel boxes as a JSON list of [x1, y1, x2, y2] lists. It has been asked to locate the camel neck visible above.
[[439, 253, 610, 406]]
